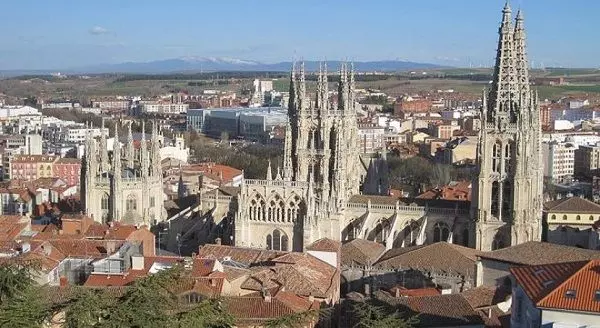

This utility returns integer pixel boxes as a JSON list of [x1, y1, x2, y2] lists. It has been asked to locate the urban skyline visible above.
[[0, 0, 598, 70]]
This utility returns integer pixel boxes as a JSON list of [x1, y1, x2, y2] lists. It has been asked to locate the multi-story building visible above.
[[357, 123, 385, 153], [142, 102, 189, 115], [9, 155, 59, 181], [574, 144, 600, 179], [393, 97, 432, 115], [186, 109, 210, 132], [429, 120, 460, 140], [543, 197, 600, 249], [53, 157, 82, 187], [542, 141, 576, 183], [511, 259, 600, 327], [61, 126, 109, 143]]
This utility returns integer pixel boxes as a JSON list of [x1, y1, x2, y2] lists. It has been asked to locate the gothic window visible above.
[[576, 215, 581, 221], [278, 201, 285, 222], [266, 234, 272, 250], [433, 222, 450, 242], [101, 193, 109, 211], [273, 229, 281, 250], [268, 201, 276, 222], [492, 142, 501, 173], [551, 215, 556, 220], [462, 228, 470, 247], [492, 234, 505, 250], [491, 181, 499, 217], [502, 181, 512, 218], [249, 200, 257, 220], [590, 215, 595, 221], [126, 194, 137, 211], [563, 215, 567, 220], [281, 235, 289, 251], [504, 142, 512, 175], [403, 220, 419, 246]]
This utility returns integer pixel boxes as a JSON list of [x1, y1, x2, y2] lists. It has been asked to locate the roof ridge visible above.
[[536, 260, 594, 307]]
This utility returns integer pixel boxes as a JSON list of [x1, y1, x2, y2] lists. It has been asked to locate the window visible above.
[[101, 193, 109, 211], [565, 289, 577, 299], [273, 230, 281, 251], [563, 215, 567, 220], [576, 215, 581, 220], [126, 194, 137, 211], [590, 215, 595, 221], [433, 222, 450, 242], [551, 214, 556, 220], [269, 229, 288, 251], [150, 197, 155, 207], [266, 234, 272, 250], [595, 290, 600, 301]]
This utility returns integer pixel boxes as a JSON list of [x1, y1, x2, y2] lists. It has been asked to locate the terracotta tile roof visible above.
[[348, 194, 402, 205], [341, 238, 386, 267], [225, 291, 318, 326], [48, 239, 125, 259], [461, 286, 510, 309], [511, 260, 600, 313], [223, 265, 250, 281], [306, 238, 341, 253], [197, 244, 286, 266], [543, 196, 600, 214], [185, 163, 242, 184], [375, 242, 481, 277], [479, 241, 600, 265], [374, 290, 485, 326], [417, 180, 472, 202], [10, 154, 59, 163], [242, 253, 338, 298], [105, 224, 138, 240], [389, 286, 441, 297], [192, 257, 217, 277]]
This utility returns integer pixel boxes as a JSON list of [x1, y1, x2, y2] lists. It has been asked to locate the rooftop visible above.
[[543, 196, 600, 214], [479, 241, 600, 266], [511, 260, 600, 314]]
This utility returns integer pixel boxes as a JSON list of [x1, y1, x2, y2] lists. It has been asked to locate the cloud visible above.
[[89, 26, 109, 35]]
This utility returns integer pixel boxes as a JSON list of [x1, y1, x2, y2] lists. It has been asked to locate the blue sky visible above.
[[0, 0, 598, 69]]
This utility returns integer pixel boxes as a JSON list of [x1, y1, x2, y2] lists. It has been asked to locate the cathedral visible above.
[[166, 3, 542, 253], [81, 120, 166, 225]]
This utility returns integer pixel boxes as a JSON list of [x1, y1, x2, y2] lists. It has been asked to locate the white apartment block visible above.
[[543, 141, 576, 183], [62, 127, 109, 143], [142, 102, 189, 114]]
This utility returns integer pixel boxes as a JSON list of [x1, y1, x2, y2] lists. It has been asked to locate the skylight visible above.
[[595, 290, 600, 302], [565, 289, 577, 299]]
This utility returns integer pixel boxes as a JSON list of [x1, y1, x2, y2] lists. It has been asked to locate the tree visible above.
[[175, 299, 234, 328], [0, 285, 51, 328], [351, 301, 415, 328], [63, 288, 113, 328], [0, 259, 37, 304], [265, 309, 323, 328]]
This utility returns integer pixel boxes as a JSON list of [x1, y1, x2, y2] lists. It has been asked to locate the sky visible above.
[[0, 0, 598, 70]]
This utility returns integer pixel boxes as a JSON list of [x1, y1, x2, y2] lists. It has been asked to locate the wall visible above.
[[542, 308, 600, 326], [478, 259, 512, 287]]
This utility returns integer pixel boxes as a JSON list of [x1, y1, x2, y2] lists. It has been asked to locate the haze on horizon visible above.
[[0, 0, 598, 70]]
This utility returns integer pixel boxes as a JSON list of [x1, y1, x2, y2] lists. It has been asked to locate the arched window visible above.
[[273, 230, 281, 251], [491, 181, 499, 217], [590, 215, 595, 221], [462, 228, 469, 247], [492, 234, 505, 250], [268, 201, 276, 222], [126, 194, 137, 211], [266, 234, 272, 250], [492, 142, 501, 173], [101, 193, 109, 211], [281, 235, 289, 251], [576, 215, 581, 221], [551, 214, 556, 220], [433, 222, 450, 242], [563, 215, 567, 220]]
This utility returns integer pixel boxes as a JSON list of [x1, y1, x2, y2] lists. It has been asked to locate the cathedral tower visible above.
[[472, 3, 543, 250]]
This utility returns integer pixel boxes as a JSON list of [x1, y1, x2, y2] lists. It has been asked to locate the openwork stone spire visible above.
[[487, 1, 518, 125], [100, 117, 109, 171], [513, 9, 530, 98], [126, 121, 135, 168]]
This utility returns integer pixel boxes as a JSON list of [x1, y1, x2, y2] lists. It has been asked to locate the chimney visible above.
[[131, 255, 145, 270], [215, 238, 222, 245], [395, 287, 400, 298], [308, 293, 314, 303], [59, 276, 68, 287], [262, 288, 272, 303], [106, 241, 117, 254]]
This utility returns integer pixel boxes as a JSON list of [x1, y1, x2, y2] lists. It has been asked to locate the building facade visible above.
[[471, 4, 543, 251], [169, 4, 542, 254], [542, 141, 576, 183], [81, 121, 165, 225]]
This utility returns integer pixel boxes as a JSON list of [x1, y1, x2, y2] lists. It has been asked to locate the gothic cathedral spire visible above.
[[472, 3, 542, 251]]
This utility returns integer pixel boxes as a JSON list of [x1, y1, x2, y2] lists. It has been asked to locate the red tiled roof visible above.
[[197, 244, 286, 266], [306, 238, 341, 253], [512, 260, 600, 313], [375, 242, 481, 277], [543, 196, 600, 214], [389, 286, 441, 297], [184, 163, 242, 183], [341, 239, 386, 267], [417, 180, 472, 202], [480, 241, 600, 265]]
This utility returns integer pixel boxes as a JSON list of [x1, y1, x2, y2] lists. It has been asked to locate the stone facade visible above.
[[471, 4, 543, 251], [81, 120, 165, 225], [173, 4, 542, 254]]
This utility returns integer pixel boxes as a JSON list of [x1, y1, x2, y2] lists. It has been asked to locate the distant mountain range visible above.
[[0, 57, 446, 76]]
